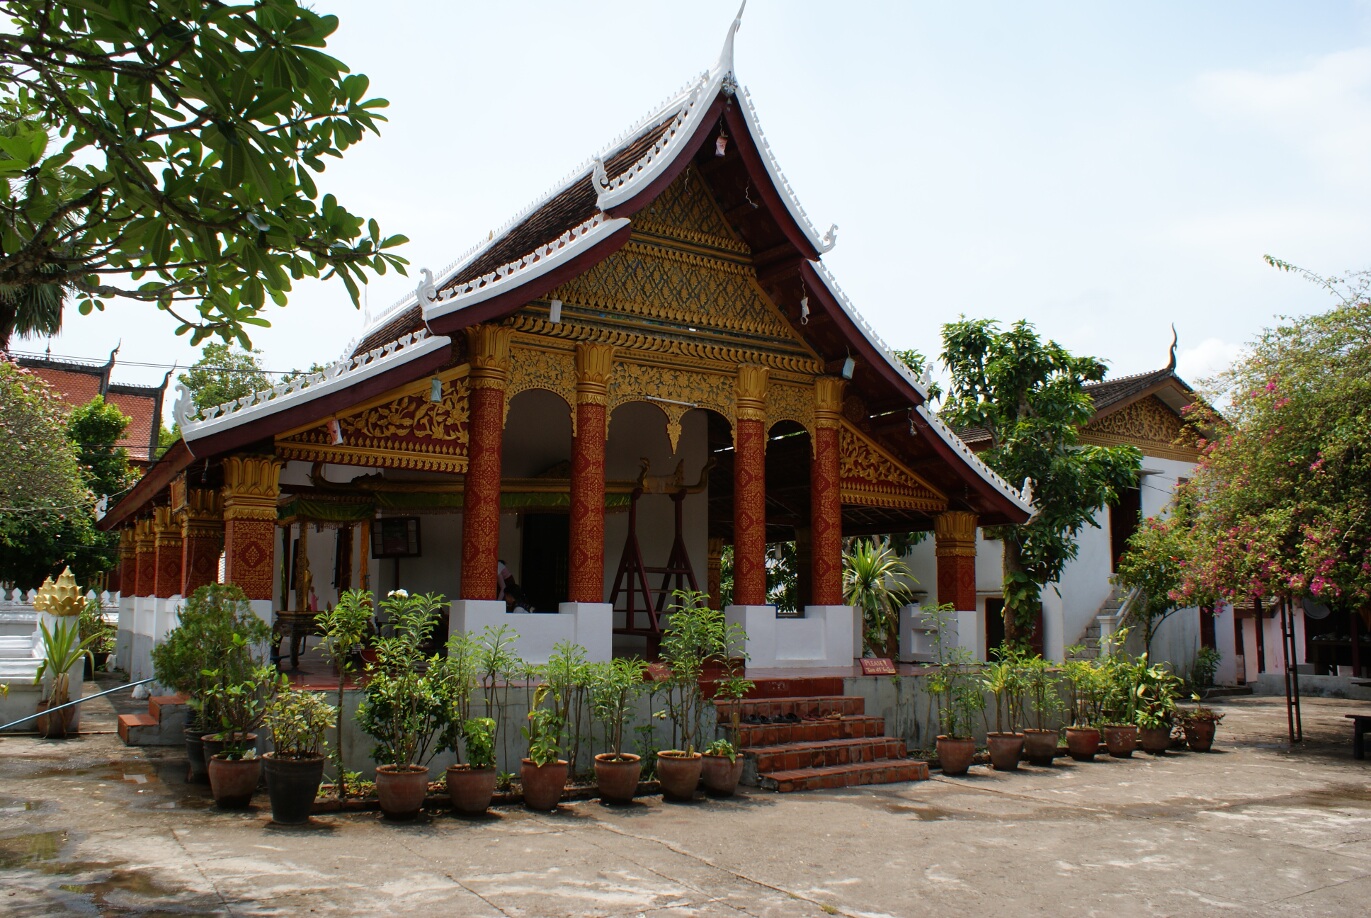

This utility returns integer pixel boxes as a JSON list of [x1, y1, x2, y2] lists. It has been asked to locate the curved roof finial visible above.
[[716, 0, 747, 75], [1166, 323, 1178, 371]]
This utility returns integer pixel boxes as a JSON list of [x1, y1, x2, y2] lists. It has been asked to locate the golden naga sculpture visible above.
[[33, 567, 85, 617]]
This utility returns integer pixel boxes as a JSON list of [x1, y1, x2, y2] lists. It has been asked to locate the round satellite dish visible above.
[[1302, 597, 1333, 620]]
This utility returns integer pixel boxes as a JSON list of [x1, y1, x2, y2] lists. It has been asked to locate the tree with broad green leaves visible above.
[[937, 318, 1141, 649], [1175, 261, 1371, 611], [0, 0, 407, 351], [177, 342, 271, 412]]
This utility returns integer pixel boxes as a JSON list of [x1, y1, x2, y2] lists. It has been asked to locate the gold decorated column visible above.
[[811, 377, 845, 606], [152, 506, 183, 598], [133, 518, 156, 596], [179, 487, 223, 597], [116, 528, 137, 596], [569, 343, 613, 604], [935, 511, 979, 612], [462, 325, 512, 600], [221, 455, 282, 602], [733, 365, 768, 607]]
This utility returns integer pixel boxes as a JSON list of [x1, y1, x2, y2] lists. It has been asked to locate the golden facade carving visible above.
[[766, 380, 814, 438], [152, 506, 180, 545], [630, 164, 750, 256], [735, 365, 769, 422], [1081, 396, 1199, 462], [180, 488, 223, 539], [504, 343, 577, 429], [838, 422, 946, 513], [609, 361, 736, 453], [222, 455, 283, 522], [133, 518, 155, 551], [575, 343, 615, 405], [934, 511, 979, 558]]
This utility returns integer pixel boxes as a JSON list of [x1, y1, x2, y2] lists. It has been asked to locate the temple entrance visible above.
[[520, 513, 569, 612]]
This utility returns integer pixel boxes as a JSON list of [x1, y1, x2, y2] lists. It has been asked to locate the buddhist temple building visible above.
[[98, 14, 1031, 673]]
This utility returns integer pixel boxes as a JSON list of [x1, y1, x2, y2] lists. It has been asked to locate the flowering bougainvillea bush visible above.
[[1172, 264, 1371, 607]]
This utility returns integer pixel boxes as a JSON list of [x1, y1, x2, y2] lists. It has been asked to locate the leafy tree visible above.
[[0, 0, 408, 351], [68, 395, 133, 500], [0, 359, 97, 587], [938, 318, 1141, 648], [1177, 263, 1371, 609], [178, 342, 271, 411], [1115, 511, 1216, 654]]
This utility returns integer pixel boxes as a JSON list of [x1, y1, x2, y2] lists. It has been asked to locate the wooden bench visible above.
[[1344, 714, 1371, 759]]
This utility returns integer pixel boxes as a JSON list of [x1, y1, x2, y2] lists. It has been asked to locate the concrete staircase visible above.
[[117, 692, 189, 746], [714, 684, 928, 793], [1067, 586, 1129, 661], [0, 634, 40, 681]]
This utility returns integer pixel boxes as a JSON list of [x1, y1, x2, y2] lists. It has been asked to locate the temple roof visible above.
[[112, 9, 1033, 530]]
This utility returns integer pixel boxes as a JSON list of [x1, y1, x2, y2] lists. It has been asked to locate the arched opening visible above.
[[502, 388, 573, 612], [765, 420, 811, 613]]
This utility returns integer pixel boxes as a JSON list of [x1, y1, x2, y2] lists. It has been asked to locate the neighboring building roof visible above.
[[12, 348, 170, 464]]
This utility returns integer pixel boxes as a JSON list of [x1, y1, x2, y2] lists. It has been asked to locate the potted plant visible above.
[[153, 585, 270, 783], [655, 592, 733, 801], [1179, 693, 1225, 752], [981, 647, 1025, 771], [1020, 653, 1062, 765], [201, 663, 280, 808], [1136, 661, 1182, 754], [78, 597, 115, 678], [449, 717, 498, 814], [589, 657, 650, 804], [926, 604, 984, 776], [356, 590, 455, 820], [1062, 650, 1104, 762], [701, 660, 753, 796], [33, 617, 98, 739], [262, 687, 336, 824], [1098, 634, 1140, 758], [521, 683, 567, 810], [317, 589, 375, 802]]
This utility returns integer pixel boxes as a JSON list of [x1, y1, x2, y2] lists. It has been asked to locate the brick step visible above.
[[745, 736, 908, 775], [759, 759, 930, 793], [117, 693, 188, 747], [117, 713, 156, 744], [714, 695, 866, 720], [728, 676, 845, 699], [729, 714, 887, 748]]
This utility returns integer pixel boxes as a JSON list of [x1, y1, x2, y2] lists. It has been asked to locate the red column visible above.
[[935, 511, 978, 612], [461, 326, 511, 601], [133, 518, 156, 596], [221, 456, 282, 602], [180, 488, 223, 596], [569, 343, 613, 604], [811, 378, 844, 606], [152, 506, 183, 597], [732, 366, 768, 607]]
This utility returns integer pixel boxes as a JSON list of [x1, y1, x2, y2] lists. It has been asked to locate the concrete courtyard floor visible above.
[[2, 688, 1371, 917]]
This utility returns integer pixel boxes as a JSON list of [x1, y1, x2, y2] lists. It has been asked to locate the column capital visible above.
[[133, 517, 155, 551], [735, 365, 769, 422], [152, 506, 181, 545], [222, 455, 282, 522], [814, 377, 846, 430], [179, 488, 223, 539], [575, 342, 615, 405], [934, 510, 979, 557], [467, 324, 513, 389], [119, 528, 137, 554]]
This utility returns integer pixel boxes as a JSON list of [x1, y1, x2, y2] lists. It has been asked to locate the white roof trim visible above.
[[173, 330, 449, 442], [737, 86, 838, 254], [809, 260, 932, 400], [418, 214, 631, 322], [915, 403, 1035, 514]]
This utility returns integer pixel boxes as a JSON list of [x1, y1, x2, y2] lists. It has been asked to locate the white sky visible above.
[[18, 1, 1371, 410]]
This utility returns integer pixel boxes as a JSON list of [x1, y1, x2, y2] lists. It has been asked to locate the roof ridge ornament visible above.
[[716, 0, 746, 77], [1166, 323, 1178, 371]]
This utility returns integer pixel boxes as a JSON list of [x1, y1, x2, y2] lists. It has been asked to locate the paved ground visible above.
[[2, 685, 1370, 917]]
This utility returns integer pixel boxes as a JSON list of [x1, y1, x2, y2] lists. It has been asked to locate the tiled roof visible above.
[[106, 390, 159, 462], [26, 365, 102, 405]]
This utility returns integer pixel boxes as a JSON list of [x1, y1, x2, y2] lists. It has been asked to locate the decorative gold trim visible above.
[[934, 511, 979, 557], [152, 506, 180, 546], [735, 365, 768, 422], [504, 342, 576, 430], [575, 342, 615, 405], [813, 377, 845, 431], [277, 442, 468, 475], [467, 324, 512, 389], [179, 488, 223, 539], [765, 380, 814, 439], [133, 518, 155, 551], [1079, 430, 1201, 463], [839, 422, 947, 513]]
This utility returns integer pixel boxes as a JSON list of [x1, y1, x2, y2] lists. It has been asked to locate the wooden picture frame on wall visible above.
[[371, 516, 421, 559]]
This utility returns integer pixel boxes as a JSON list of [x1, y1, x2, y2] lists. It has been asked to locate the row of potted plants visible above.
[[929, 610, 1224, 776], [153, 585, 752, 823]]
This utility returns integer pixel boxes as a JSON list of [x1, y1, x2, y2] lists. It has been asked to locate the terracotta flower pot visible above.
[[1022, 728, 1059, 766], [520, 759, 568, 811], [1102, 724, 1138, 758], [446, 764, 497, 815], [1183, 718, 1218, 752], [656, 751, 703, 801], [201, 734, 226, 761], [701, 753, 745, 796], [936, 735, 977, 776], [1139, 725, 1173, 754], [35, 700, 76, 739], [594, 753, 642, 804], [375, 764, 430, 821], [986, 732, 1025, 771], [1065, 726, 1101, 762], [208, 754, 262, 809], [263, 754, 324, 825]]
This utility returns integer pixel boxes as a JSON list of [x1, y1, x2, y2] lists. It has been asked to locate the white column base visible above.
[[115, 595, 135, 673], [726, 604, 856, 669], [449, 599, 610, 665], [130, 597, 156, 681]]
